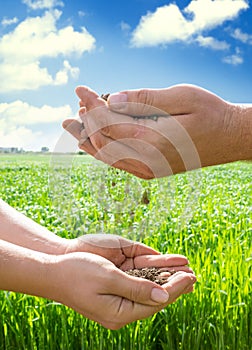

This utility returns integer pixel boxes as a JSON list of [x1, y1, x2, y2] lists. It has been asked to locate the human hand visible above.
[[63, 85, 250, 179], [52, 251, 196, 329], [65, 233, 193, 272]]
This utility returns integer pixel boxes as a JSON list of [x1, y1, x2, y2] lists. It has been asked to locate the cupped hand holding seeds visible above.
[[62, 234, 196, 329], [0, 200, 195, 330], [65, 233, 193, 273], [55, 234, 196, 329], [63, 85, 251, 179]]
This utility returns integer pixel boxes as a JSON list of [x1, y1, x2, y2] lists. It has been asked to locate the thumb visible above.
[[108, 89, 167, 117], [111, 269, 196, 306], [112, 270, 170, 306], [108, 86, 193, 116]]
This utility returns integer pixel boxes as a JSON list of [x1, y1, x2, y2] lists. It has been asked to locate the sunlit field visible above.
[[0, 154, 251, 350]]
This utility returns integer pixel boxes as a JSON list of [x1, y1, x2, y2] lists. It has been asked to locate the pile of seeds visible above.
[[125, 267, 176, 285]]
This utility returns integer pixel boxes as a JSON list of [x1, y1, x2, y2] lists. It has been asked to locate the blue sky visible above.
[[0, 0, 251, 151]]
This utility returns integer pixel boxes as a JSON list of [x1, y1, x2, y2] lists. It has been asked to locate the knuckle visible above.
[[134, 89, 157, 116], [136, 89, 151, 106], [129, 282, 148, 302]]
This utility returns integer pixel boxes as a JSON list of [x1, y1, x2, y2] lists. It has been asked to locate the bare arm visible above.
[[0, 199, 193, 276], [0, 239, 55, 297], [0, 199, 68, 254], [0, 239, 196, 329]]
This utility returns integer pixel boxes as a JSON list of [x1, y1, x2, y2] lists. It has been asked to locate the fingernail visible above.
[[191, 275, 197, 283], [108, 93, 128, 104], [151, 288, 169, 303], [79, 107, 86, 118], [62, 121, 68, 129]]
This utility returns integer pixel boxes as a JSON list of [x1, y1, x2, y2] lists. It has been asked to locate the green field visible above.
[[0, 154, 251, 350]]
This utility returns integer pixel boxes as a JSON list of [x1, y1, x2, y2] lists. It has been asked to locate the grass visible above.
[[0, 154, 251, 350]]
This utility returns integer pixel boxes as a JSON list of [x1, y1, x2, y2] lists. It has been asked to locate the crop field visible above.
[[0, 154, 251, 350]]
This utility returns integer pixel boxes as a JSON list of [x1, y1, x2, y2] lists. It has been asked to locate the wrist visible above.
[[224, 103, 252, 162], [0, 240, 57, 300]]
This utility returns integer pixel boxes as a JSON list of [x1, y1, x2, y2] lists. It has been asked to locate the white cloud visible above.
[[22, 0, 64, 10], [0, 123, 42, 149], [0, 62, 53, 92], [0, 122, 67, 151], [0, 100, 73, 125], [231, 28, 252, 44], [55, 60, 80, 85], [184, 0, 249, 32], [196, 35, 230, 50], [223, 48, 243, 65], [131, 4, 190, 47], [1, 17, 19, 27], [120, 21, 131, 32], [0, 10, 95, 92], [0, 100, 75, 151], [131, 0, 249, 48], [0, 60, 80, 93], [0, 11, 95, 61], [78, 11, 86, 18]]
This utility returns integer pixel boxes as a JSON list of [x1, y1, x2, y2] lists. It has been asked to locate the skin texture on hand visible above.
[[0, 199, 196, 329], [63, 85, 252, 179], [66, 233, 193, 272], [50, 251, 196, 330], [0, 239, 196, 330], [0, 199, 68, 255]]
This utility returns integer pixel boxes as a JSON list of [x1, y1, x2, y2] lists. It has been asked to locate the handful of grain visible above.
[[125, 267, 177, 285]]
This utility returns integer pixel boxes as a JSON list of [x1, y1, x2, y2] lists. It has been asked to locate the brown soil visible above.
[[125, 267, 177, 285], [101, 93, 110, 101], [141, 189, 150, 204]]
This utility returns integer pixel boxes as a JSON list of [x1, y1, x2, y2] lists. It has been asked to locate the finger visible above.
[[78, 108, 109, 157], [78, 137, 98, 157], [162, 272, 196, 302], [100, 158, 154, 179], [75, 86, 106, 111], [75, 89, 169, 142], [82, 136, 154, 178], [62, 118, 98, 156], [79, 106, 86, 118], [107, 85, 196, 116], [62, 119, 82, 140], [79, 103, 171, 178], [78, 101, 136, 162], [133, 254, 189, 269], [82, 102, 138, 145], [183, 283, 195, 294], [63, 117, 155, 178], [88, 132, 171, 178], [81, 105, 188, 174], [87, 107, 200, 177], [106, 271, 196, 329], [120, 240, 161, 257], [110, 159, 154, 179], [159, 265, 194, 274], [84, 132, 155, 178]]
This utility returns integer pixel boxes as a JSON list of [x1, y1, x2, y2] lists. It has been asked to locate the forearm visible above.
[[0, 239, 56, 299], [0, 199, 68, 255]]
